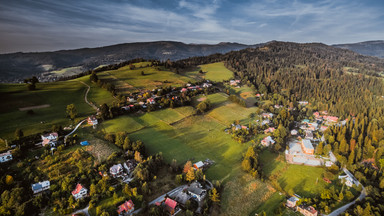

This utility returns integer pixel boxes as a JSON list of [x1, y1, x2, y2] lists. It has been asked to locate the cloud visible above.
[[0, 0, 383, 53]]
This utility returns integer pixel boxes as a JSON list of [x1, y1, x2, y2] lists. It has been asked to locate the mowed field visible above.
[[185, 62, 234, 82], [228, 85, 258, 107], [0, 75, 115, 147]]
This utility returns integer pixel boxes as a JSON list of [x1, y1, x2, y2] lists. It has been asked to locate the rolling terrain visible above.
[[0, 41, 260, 82], [333, 40, 384, 58]]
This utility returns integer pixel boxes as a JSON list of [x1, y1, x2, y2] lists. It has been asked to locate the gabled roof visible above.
[[72, 183, 85, 195], [117, 200, 134, 214], [193, 161, 204, 169], [164, 198, 177, 210]]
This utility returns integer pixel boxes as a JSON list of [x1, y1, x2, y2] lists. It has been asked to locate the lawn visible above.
[[102, 106, 195, 134], [128, 113, 251, 181], [208, 103, 260, 125], [259, 150, 327, 198], [0, 75, 116, 149], [199, 62, 234, 82], [192, 92, 228, 108], [250, 192, 286, 216]]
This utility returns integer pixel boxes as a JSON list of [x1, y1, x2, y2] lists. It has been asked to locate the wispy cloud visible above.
[[0, 0, 383, 53]]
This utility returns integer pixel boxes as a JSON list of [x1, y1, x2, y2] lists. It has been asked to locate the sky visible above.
[[0, 0, 383, 53]]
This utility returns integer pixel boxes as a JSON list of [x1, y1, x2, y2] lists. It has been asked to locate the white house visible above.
[[41, 132, 58, 147], [110, 164, 124, 178], [31, 180, 50, 194], [0, 151, 12, 163], [187, 181, 207, 202], [72, 183, 88, 199], [193, 161, 204, 170], [261, 136, 275, 147]]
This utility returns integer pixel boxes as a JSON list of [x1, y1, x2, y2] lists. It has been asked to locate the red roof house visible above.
[[71, 183, 88, 200], [164, 198, 178, 215], [117, 200, 134, 215]]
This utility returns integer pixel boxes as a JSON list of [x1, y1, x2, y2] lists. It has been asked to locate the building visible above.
[[72, 183, 87, 200], [301, 139, 314, 155], [164, 198, 178, 215], [291, 129, 298, 136], [264, 127, 276, 134], [41, 132, 58, 147], [286, 196, 299, 208], [297, 205, 318, 216], [0, 151, 12, 163], [123, 160, 137, 174], [31, 180, 50, 194], [261, 136, 275, 147], [117, 200, 134, 216], [193, 161, 204, 170], [187, 181, 207, 202], [338, 175, 353, 187], [298, 101, 309, 106], [87, 115, 98, 126], [261, 113, 274, 119], [110, 164, 124, 178], [147, 98, 155, 105], [305, 131, 314, 140]]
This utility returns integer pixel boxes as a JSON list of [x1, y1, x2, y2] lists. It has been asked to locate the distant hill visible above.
[[0, 41, 260, 82], [333, 40, 384, 58]]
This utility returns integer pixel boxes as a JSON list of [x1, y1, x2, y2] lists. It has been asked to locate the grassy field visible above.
[[192, 92, 228, 108], [208, 103, 260, 125], [199, 62, 234, 82], [228, 85, 258, 107], [97, 62, 195, 94], [102, 106, 195, 134], [0, 75, 116, 148]]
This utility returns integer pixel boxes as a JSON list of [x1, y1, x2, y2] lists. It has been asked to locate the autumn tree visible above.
[[66, 104, 77, 120]]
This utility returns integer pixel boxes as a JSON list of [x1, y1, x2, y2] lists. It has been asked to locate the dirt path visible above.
[[19, 104, 50, 111], [79, 81, 98, 111]]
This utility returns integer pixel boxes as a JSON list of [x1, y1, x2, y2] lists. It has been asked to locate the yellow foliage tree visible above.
[[5, 175, 13, 185], [185, 168, 195, 182]]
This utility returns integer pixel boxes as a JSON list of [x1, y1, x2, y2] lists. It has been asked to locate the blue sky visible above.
[[0, 0, 383, 53]]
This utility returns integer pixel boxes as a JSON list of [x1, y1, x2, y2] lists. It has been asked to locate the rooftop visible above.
[[302, 139, 314, 150]]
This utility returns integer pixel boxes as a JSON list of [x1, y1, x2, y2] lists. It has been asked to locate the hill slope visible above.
[[333, 40, 384, 58], [0, 41, 259, 82]]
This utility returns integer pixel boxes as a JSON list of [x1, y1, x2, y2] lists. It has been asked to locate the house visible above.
[[313, 112, 320, 118], [297, 205, 318, 216], [41, 132, 58, 147], [301, 119, 310, 124], [261, 136, 275, 147], [305, 131, 314, 140], [72, 183, 87, 199], [261, 119, 270, 126], [0, 151, 12, 163], [87, 115, 98, 126], [320, 126, 328, 132], [298, 101, 308, 106], [325, 161, 333, 167], [117, 200, 134, 216], [187, 181, 207, 201], [274, 104, 283, 109], [338, 175, 353, 187], [193, 161, 204, 170], [147, 98, 155, 105], [286, 196, 299, 208], [123, 160, 137, 174], [323, 116, 339, 123], [202, 83, 212, 88], [175, 191, 190, 205], [229, 80, 240, 86], [291, 129, 298, 136], [264, 127, 276, 134], [31, 180, 50, 194], [301, 139, 314, 155], [261, 113, 274, 119], [164, 198, 178, 215], [110, 164, 124, 178], [307, 122, 318, 130]]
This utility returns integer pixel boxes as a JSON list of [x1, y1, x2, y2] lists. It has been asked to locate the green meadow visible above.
[[0, 75, 115, 147]]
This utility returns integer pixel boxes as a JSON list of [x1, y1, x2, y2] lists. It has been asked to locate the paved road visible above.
[[73, 205, 90, 216], [325, 169, 366, 216], [65, 119, 86, 138], [79, 81, 98, 111]]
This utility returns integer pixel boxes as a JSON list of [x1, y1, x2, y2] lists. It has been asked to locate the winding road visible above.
[[79, 81, 98, 111], [324, 168, 366, 216]]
